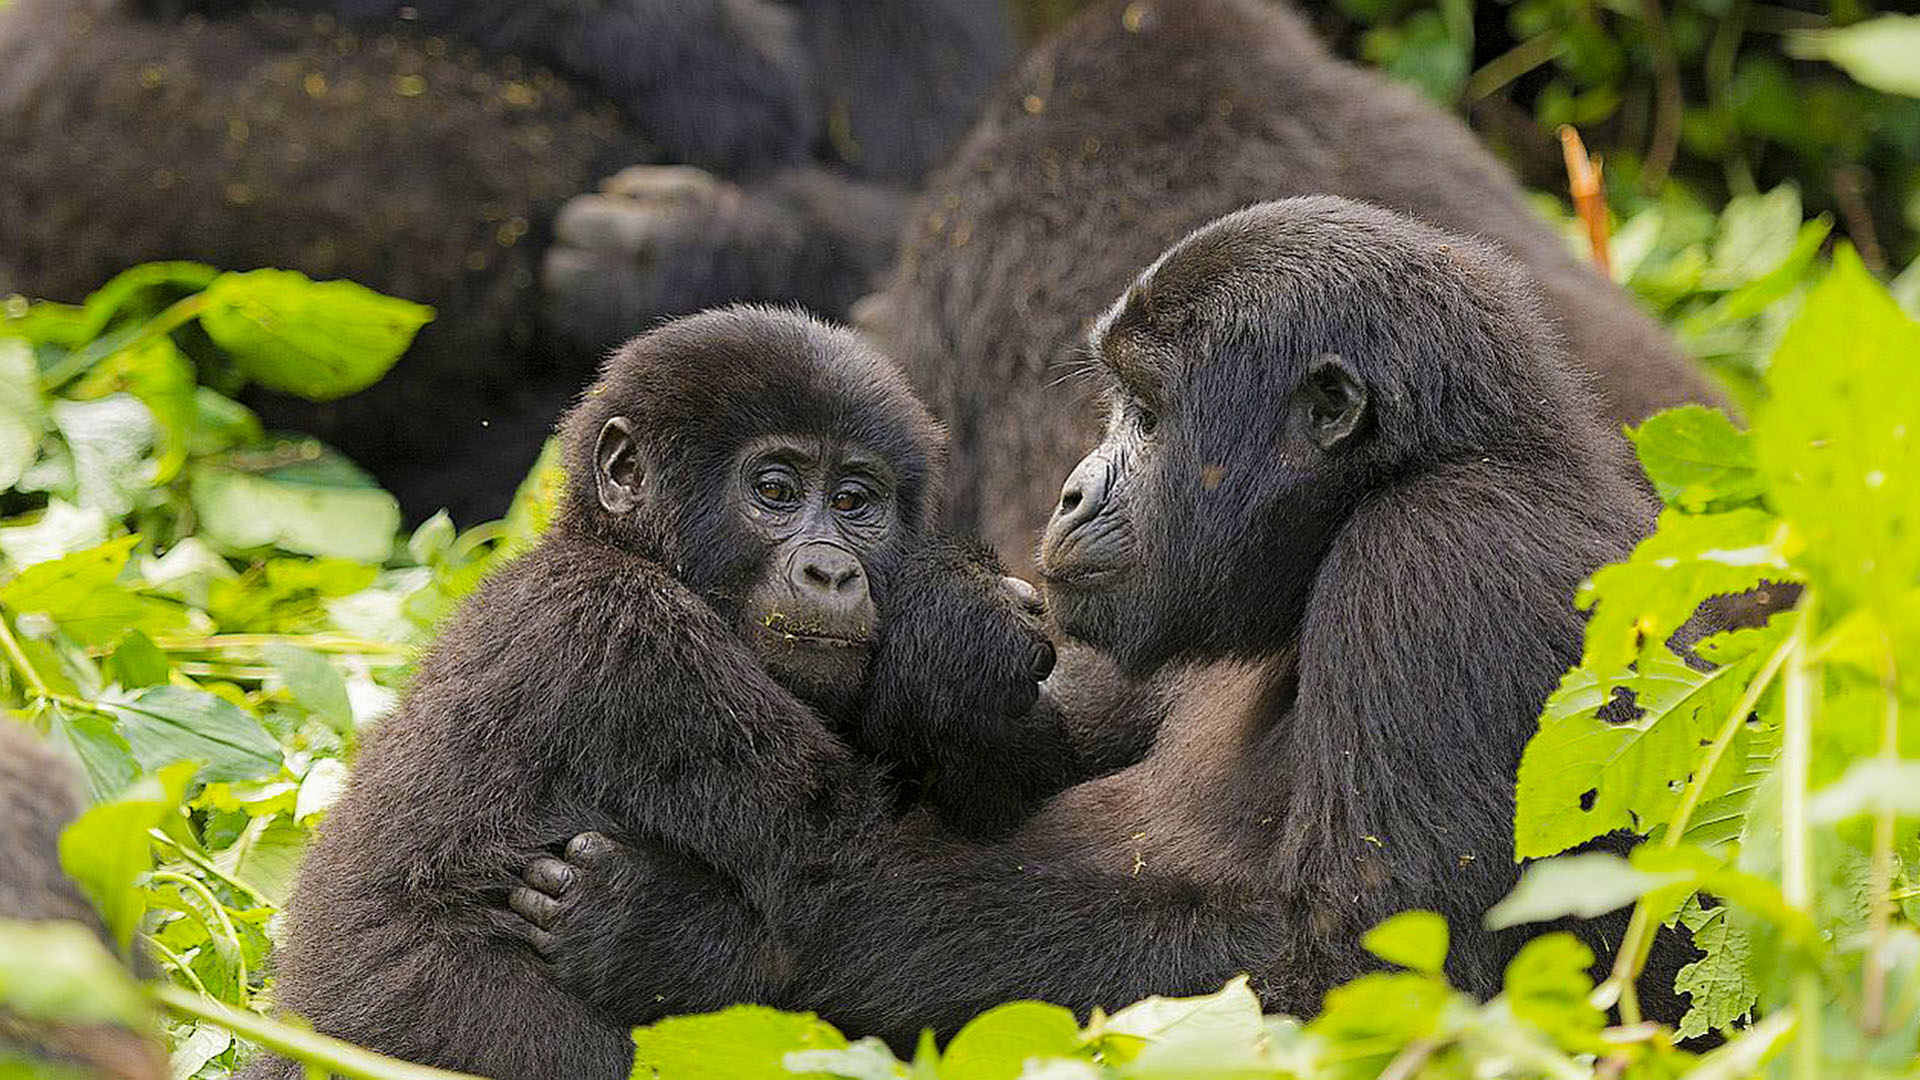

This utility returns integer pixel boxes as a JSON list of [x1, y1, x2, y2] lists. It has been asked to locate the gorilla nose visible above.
[[1044, 455, 1110, 551], [790, 542, 867, 606]]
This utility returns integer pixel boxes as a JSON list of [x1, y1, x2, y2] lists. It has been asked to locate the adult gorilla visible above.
[[511, 198, 1694, 1043], [872, 0, 1727, 575], [0, 0, 1009, 522]]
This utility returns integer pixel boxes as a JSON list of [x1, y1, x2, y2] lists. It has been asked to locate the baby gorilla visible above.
[[242, 307, 1063, 1080]]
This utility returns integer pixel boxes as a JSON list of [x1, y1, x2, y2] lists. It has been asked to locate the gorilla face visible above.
[[1037, 235, 1378, 677], [594, 419, 903, 715]]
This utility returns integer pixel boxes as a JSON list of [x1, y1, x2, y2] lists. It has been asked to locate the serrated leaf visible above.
[[1675, 900, 1757, 1038], [1516, 650, 1758, 857], [1361, 912, 1448, 974], [198, 269, 431, 401], [58, 760, 195, 950], [940, 1002, 1084, 1080], [629, 1006, 848, 1080], [1627, 406, 1765, 512], [104, 686, 281, 783], [1579, 507, 1789, 677], [1753, 248, 1920, 615]]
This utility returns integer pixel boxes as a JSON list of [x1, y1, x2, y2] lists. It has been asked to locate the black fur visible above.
[[0, 723, 165, 1079], [242, 307, 1082, 1079], [522, 199, 1694, 1045], [0, 0, 1010, 522], [875, 0, 1729, 576]]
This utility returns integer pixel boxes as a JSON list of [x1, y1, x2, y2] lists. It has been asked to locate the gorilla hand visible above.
[[506, 832, 787, 1024], [860, 539, 1072, 836]]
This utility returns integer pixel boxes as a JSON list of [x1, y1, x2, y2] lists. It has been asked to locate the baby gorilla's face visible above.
[[733, 434, 902, 714]]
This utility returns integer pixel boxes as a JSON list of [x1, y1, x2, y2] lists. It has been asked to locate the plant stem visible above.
[[1465, 30, 1567, 103], [1861, 642, 1900, 1033], [0, 611, 52, 698], [139, 932, 213, 997], [148, 828, 273, 909], [1781, 596, 1820, 1080], [152, 985, 486, 1080], [1599, 632, 1794, 1010], [151, 632, 415, 658], [153, 870, 250, 1007], [38, 292, 210, 391]]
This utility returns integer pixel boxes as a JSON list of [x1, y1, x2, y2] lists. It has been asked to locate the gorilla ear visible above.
[[594, 417, 649, 514], [1302, 354, 1369, 452]]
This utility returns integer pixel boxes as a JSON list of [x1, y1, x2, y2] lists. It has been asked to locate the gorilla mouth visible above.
[[756, 616, 873, 649]]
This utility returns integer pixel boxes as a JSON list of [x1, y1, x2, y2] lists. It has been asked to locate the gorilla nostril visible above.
[[1060, 488, 1082, 514]]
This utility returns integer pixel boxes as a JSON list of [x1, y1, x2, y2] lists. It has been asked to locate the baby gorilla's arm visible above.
[[861, 537, 1084, 838]]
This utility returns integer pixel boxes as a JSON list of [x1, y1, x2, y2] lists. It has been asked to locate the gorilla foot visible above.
[[541, 166, 754, 352]]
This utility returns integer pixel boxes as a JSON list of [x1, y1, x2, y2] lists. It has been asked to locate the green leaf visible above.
[[1674, 900, 1757, 1039], [1515, 649, 1762, 857], [628, 1006, 849, 1080], [1578, 507, 1789, 678], [105, 630, 171, 689], [1788, 16, 1920, 97], [0, 537, 188, 647], [198, 269, 432, 401], [1485, 853, 1685, 929], [57, 761, 195, 951], [1704, 186, 1803, 290], [1627, 405, 1765, 512], [104, 686, 281, 783], [50, 394, 156, 517], [0, 918, 152, 1028], [0, 337, 44, 491], [939, 1002, 1084, 1080], [1809, 758, 1920, 823], [1753, 247, 1920, 615], [72, 335, 197, 483], [1501, 934, 1603, 1050], [782, 1041, 908, 1080], [1361, 911, 1448, 974], [42, 704, 139, 802], [210, 814, 305, 908], [190, 456, 400, 563], [1306, 972, 1457, 1078], [1090, 977, 1265, 1071], [0, 500, 110, 570], [262, 643, 353, 734]]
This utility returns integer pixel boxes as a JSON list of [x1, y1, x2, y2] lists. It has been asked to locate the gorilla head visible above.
[[1040, 196, 1581, 675], [560, 306, 944, 711]]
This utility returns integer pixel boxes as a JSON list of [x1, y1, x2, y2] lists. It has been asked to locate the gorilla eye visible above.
[[831, 489, 868, 513], [755, 478, 798, 506], [1136, 405, 1159, 436]]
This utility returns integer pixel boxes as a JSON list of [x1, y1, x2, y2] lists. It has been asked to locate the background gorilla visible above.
[[873, 0, 1730, 575], [0, 723, 166, 1080], [512, 199, 1695, 1044], [0, 0, 1011, 521], [245, 307, 1078, 1079]]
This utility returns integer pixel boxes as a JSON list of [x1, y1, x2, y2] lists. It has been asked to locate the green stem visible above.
[[1465, 31, 1568, 103], [1599, 632, 1794, 1015], [153, 870, 250, 1007], [152, 985, 486, 1080], [0, 611, 52, 698], [38, 292, 210, 391], [151, 633, 414, 658], [1862, 642, 1900, 1034], [1782, 596, 1820, 1080], [139, 932, 213, 997], [148, 828, 272, 909]]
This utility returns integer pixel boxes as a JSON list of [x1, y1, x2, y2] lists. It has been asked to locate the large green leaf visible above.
[[1485, 853, 1684, 929], [1789, 16, 1920, 97], [1753, 248, 1920, 616], [198, 269, 432, 401], [0, 918, 152, 1027], [628, 1006, 848, 1080], [189, 455, 400, 562], [1627, 405, 1765, 513], [1361, 911, 1448, 975], [938, 1002, 1084, 1080], [104, 686, 281, 783]]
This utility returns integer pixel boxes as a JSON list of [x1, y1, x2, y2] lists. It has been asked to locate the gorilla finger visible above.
[[508, 886, 561, 931], [566, 830, 618, 864], [525, 925, 559, 962], [522, 856, 575, 897], [1000, 575, 1045, 615]]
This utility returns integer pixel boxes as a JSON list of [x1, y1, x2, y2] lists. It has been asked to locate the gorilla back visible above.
[[880, 0, 1728, 571]]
